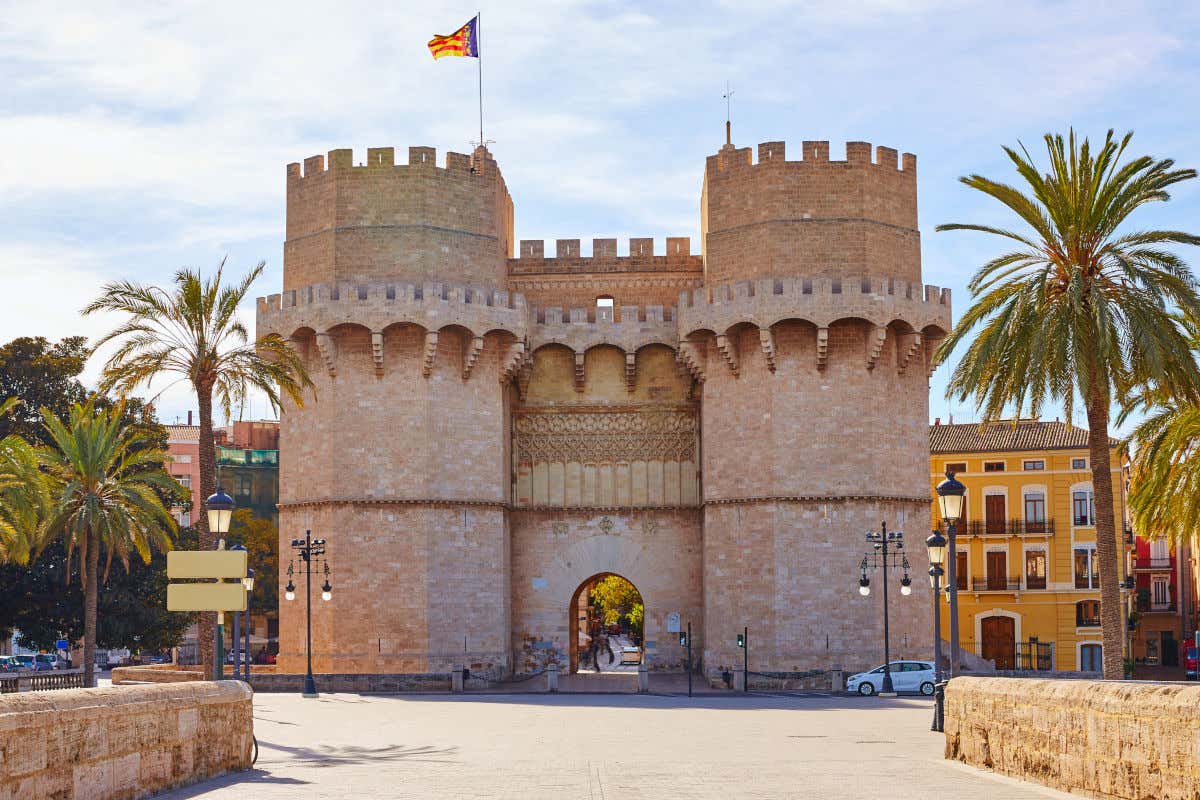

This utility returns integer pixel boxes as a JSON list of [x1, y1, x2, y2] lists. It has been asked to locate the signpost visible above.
[[166, 543, 248, 680]]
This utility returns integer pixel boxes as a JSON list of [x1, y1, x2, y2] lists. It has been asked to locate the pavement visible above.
[[155, 692, 1077, 800]]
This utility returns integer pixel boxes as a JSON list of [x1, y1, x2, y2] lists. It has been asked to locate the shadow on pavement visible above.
[[258, 740, 460, 767]]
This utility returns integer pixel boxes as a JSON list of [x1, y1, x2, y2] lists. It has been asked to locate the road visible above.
[[155, 692, 1075, 799]]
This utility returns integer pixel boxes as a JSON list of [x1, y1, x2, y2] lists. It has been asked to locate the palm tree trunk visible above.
[[1087, 390, 1124, 680], [83, 526, 99, 689], [196, 382, 216, 680]]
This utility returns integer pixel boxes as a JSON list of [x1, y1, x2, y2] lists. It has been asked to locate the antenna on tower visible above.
[[723, 81, 734, 146]]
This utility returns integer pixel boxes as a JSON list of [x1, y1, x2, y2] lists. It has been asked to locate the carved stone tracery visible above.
[[514, 408, 698, 465]]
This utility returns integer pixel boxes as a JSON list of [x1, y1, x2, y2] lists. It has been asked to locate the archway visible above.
[[568, 573, 644, 674]]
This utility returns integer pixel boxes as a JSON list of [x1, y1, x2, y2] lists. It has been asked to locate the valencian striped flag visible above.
[[428, 16, 479, 59]]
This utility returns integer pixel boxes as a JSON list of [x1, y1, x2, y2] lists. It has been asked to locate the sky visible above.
[[1, 0, 1198, 431]]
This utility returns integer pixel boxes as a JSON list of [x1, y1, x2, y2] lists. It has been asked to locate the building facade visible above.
[[929, 420, 1127, 673], [258, 138, 952, 680]]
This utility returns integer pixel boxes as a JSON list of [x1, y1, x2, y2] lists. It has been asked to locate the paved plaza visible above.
[[157, 692, 1075, 799]]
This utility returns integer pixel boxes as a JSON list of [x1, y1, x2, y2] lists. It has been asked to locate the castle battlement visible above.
[[509, 237, 702, 276], [705, 140, 917, 175], [287, 145, 495, 181], [677, 275, 951, 348], [529, 304, 678, 362], [257, 280, 528, 348]]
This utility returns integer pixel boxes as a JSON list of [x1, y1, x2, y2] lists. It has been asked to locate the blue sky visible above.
[[1, 0, 1198, 430]]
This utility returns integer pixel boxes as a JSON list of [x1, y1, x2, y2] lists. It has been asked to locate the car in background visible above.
[[13, 654, 58, 672], [1186, 646, 1198, 681], [0, 656, 20, 672], [846, 661, 937, 696]]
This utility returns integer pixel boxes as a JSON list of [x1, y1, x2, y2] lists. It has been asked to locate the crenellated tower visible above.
[[259, 136, 951, 687], [263, 146, 522, 677], [692, 140, 949, 679]]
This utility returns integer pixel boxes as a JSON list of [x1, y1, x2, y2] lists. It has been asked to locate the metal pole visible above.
[[743, 626, 748, 693], [244, 610, 251, 679], [931, 565, 944, 732], [687, 621, 693, 698], [232, 606, 241, 681], [476, 12, 483, 147], [947, 521, 960, 678], [881, 523, 894, 695], [302, 530, 318, 698], [215, 612, 224, 681]]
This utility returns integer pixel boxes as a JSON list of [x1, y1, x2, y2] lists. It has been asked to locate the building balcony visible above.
[[1133, 557, 1173, 571], [947, 519, 1056, 537], [971, 576, 1022, 592], [1137, 599, 1177, 613]]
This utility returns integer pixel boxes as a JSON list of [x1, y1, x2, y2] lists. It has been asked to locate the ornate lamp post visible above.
[[285, 531, 332, 698], [926, 530, 947, 731], [935, 469, 966, 677], [858, 521, 912, 697], [205, 487, 235, 680]]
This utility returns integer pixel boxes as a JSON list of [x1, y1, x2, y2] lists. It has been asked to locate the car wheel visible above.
[[858, 681, 876, 696], [920, 681, 935, 696]]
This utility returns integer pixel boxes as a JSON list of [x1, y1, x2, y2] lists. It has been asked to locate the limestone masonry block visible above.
[[945, 677, 1200, 800], [0, 682, 252, 799]]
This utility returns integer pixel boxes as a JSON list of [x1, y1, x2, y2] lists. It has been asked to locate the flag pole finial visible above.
[[723, 81, 734, 147]]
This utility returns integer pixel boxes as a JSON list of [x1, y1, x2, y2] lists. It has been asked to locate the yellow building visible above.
[[929, 420, 1127, 673]]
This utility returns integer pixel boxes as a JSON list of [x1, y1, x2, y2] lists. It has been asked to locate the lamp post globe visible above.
[[935, 469, 966, 527], [858, 576, 870, 596], [900, 575, 912, 596], [205, 488, 236, 536], [925, 531, 947, 567]]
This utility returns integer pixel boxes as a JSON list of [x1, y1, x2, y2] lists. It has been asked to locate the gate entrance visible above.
[[568, 573, 644, 675]]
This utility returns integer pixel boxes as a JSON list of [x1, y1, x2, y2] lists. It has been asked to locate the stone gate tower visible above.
[[259, 136, 951, 683]]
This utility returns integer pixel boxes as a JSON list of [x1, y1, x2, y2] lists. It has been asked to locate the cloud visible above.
[[1, 0, 1199, 429]]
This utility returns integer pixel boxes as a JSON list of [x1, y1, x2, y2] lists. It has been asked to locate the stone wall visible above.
[[944, 676, 1200, 799], [0, 681, 252, 799], [111, 664, 204, 684]]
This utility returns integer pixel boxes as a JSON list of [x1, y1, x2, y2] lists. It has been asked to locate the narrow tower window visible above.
[[596, 296, 615, 322]]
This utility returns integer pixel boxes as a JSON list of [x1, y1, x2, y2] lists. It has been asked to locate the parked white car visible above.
[[846, 661, 936, 696]]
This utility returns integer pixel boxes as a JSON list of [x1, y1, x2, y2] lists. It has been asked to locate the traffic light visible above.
[[736, 632, 745, 649], [679, 631, 688, 647]]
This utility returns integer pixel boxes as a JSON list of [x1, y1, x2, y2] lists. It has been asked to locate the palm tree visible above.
[[0, 398, 47, 565], [38, 400, 177, 687], [83, 259, 311, 678], [1123, 383, 1200, 545], [934, 130, 1200, 679]]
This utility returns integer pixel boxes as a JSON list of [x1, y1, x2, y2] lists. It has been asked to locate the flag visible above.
[[428, 16, 479, 60]]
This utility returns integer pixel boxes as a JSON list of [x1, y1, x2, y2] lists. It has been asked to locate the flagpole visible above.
[[476, 12, 484, 149]]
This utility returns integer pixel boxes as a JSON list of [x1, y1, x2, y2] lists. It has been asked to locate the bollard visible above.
[[734, 666, 746, 692], [638, 663, 649, 693], [547, 663, 559, 693], [452, 664, 464, 693]]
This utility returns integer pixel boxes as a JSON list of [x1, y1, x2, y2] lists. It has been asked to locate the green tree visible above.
[[228, 509, 278, 615], [1122, 383, 1200, 545], [590, 575, 644, 638], [84, 259, 312, 677], [0, 531, 196, 655], [0, 337, 88, 445], [38, 400, 178, 687], [935, 130, 1200, 679], [0, 398, 47, 565]]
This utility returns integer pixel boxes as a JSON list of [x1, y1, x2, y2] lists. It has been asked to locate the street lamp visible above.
[[205, 488, 235, 681], [286, 530, 328, 698], [858, 521, 911, 697], [935, 468, 966, 679], [926, 530, 947, 732]]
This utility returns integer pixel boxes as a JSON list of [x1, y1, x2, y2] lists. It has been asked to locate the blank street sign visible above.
[[167, 550, 248, 580], [167, 583, 247, 612]]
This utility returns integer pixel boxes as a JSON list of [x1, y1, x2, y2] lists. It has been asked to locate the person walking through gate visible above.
[[589, 621, 616, 673]]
